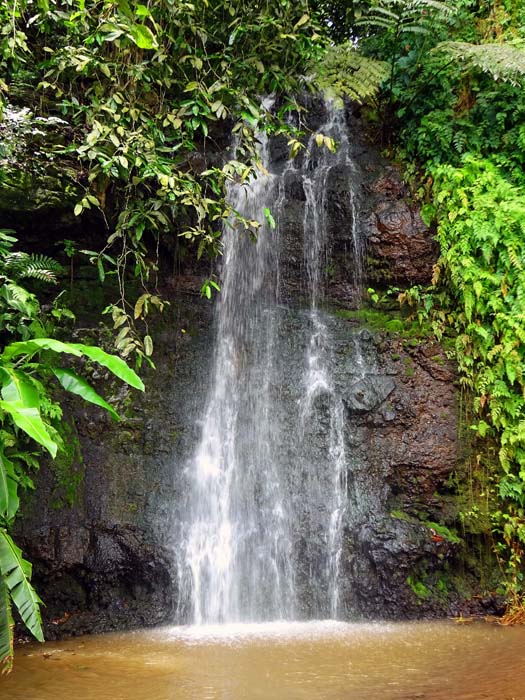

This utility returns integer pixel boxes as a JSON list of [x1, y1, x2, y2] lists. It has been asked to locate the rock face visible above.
[[11, 98, 498, 638], [362, 166, 439, 287]]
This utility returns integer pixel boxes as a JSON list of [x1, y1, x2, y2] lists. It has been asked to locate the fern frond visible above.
[[507, 245, 523, 271], [357, 0, 456, 35], [0, 230, 17, 259], [314, 44, 389, 104], [2, 252, 62, 284], [435, 40, 525, 86]]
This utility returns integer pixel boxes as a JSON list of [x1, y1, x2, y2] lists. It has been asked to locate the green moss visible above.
[[332, 306, 432, 340], [407, 576, 432, 599], [390, 509, 411, 521], [403, 357, 415, 377], [51, 420, 85, 508], [384, 318, 405, 333], [333, 308, 394, 328]]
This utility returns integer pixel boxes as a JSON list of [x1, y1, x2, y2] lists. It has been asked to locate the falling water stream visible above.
[[177, 100, 363, 623]]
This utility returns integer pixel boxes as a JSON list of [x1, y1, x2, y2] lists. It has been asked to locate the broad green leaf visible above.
[[1, 338, 83, 362], [0, 369, 57, 457], [0, 530, 43, 644], [53, 369, 120, 421], [1, 339, 143, 391], [70, 344, 145, 391], [0, 403, 57, 458], [0, 574, 14, 674], [0, 449, 19, 523], [128, 23, 157, 49], [0, 368, 40, 407]]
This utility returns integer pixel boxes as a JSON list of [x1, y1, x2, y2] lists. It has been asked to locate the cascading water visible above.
[[177, 100, 364, 624], [299, 107, 363, 618]]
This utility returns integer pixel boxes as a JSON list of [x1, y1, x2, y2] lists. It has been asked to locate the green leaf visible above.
[[135, 4, 150, 17], [1, 338, 83, 362], [264, 207, 276, 230], [0, 369, 57, 457], [0, 340, 143, 391], [0, 530, 43, 645], [0, 403, 57, 458], [70, 344, 145, 391], [143, 335, 153, 357], [53, 369, 120, 421], [128, 23, 157, 49], [0, 574, 14, 674], [420, 203, 436, 227], [0, 449, 19, 523], [97, 258, 105, 283], [294, 13, 310, 30]]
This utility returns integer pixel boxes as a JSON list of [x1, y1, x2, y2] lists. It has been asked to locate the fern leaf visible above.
[[3, 252, 62, 284], [435, 40, 525, 86], [357, 0, 456, 35], [314, 44, 389, 104]]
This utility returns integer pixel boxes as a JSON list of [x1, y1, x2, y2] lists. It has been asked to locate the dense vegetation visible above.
[[1, 0, 525, 671]]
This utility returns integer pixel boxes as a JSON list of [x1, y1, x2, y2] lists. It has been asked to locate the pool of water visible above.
[[2, 620, 525, 700]]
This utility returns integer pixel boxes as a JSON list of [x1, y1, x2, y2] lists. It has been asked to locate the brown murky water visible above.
[[2, 621, 525, 700]]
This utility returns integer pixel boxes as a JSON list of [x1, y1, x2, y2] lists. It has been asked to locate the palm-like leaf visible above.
[[0, 573, 14, 674], [0, 529, 43, 673]]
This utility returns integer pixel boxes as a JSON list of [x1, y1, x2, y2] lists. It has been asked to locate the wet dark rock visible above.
[[359, 165, 439, 287], [343, 375, 396, 414], [18, 523, 175, 639]]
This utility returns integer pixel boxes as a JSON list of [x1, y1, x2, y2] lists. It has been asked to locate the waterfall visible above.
[[177, 100, 363, 624]]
